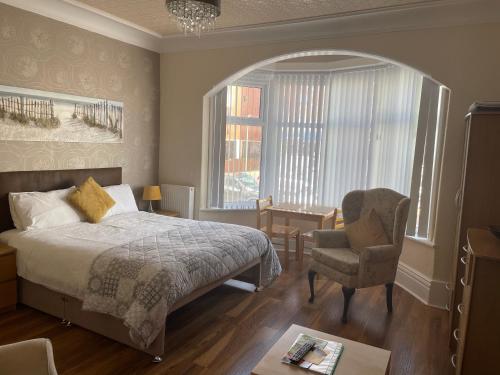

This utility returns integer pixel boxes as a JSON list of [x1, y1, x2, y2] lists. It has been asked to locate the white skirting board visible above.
[[395, 261, 449, 310]]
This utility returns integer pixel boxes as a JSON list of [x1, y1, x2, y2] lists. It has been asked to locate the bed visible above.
[[0, 168, 281, 361]]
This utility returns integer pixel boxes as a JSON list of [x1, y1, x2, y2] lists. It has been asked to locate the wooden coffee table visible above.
[[252, 324, 391, 375]]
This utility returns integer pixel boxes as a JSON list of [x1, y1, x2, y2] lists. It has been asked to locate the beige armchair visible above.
[[0, 338, 58, 375], [308, 188, 410, 323]]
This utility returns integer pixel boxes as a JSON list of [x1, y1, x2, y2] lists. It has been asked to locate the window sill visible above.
[[405, 235, 435, 248], [200, 208, 256, 213]]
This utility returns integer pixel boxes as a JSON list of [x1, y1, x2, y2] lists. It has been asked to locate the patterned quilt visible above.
[[82, 220, 281, 348]]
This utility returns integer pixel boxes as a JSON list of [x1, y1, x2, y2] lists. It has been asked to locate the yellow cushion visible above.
[[68, 177, 115, 223], [345, 209, 389, 250]]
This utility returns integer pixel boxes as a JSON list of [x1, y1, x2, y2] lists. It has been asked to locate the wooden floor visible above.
[[0, 253, 452, 375]]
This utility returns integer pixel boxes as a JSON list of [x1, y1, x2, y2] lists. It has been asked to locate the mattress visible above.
[[0, 211, 191, 299]]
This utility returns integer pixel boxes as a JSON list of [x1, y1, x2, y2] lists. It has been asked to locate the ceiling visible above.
[[72, 0, 438, 37]]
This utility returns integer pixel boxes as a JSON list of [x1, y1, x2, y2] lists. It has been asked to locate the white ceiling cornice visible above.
[[1, 0, 499, 54], [160, 0, 500, 53], [0, 0, 163, 52]]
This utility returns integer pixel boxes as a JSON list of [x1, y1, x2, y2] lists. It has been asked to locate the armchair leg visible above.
[[308, 270, 316, 303], [341, 287, 355, 324], [386, 283, 394, 313]]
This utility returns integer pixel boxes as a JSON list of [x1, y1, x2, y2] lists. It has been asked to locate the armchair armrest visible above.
[[356, 244, 399, 263], [356, 244, 400, 288], [0, 338, 58, 375], [313, 229, 350, 248]]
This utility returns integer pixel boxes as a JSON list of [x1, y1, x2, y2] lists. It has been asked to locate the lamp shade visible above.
[[143, 186, 161, 201]]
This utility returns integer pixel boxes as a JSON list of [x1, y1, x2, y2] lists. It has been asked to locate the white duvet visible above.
[[0, 211, 192, 299]]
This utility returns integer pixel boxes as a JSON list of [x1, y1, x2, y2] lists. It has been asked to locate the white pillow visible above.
[[103, 184, 139, 218], [8, 194, 23, 230], [10, 187, 83, 231]]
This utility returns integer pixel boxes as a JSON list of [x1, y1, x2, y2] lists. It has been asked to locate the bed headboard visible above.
[[0, 167, 122, 233]]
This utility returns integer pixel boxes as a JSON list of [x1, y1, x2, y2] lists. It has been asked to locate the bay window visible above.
[[207, 63, 446, 240]]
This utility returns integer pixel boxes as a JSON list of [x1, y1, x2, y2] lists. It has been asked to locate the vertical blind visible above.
[[263, 65, 423, 207], [208, 64, 444, 239], [207, 88, 227, 209], [261, 72, 331, 206]]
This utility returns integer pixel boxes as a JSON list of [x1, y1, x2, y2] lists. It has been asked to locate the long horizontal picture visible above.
[[0, 85, 123, 143]]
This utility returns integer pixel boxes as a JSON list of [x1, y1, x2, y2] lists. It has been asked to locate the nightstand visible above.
[[0, 243, 16, 312], [155, 210, 180, 217]]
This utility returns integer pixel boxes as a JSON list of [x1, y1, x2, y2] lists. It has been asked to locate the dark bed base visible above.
[[18, 258, 263, 360]]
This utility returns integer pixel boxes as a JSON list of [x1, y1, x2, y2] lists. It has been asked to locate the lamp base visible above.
[[148, 201, 155, 213]]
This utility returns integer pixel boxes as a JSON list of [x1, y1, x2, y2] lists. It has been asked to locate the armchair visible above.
[[308, 188, 410, 323]]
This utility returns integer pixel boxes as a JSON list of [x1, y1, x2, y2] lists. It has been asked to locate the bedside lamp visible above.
[[143, 185, 161, 213]]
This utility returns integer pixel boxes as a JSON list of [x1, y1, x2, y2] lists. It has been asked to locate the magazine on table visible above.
[[281, 333, 343, 375]]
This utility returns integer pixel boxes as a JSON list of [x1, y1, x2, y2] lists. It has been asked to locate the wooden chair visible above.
[[299, 209, 344, 258], [256, 196, 300, 269]]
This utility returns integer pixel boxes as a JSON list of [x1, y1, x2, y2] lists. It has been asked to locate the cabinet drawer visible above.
[[456, 284, 471, 373], [0, 254, 16, 282], [0, 279, 17, 310]]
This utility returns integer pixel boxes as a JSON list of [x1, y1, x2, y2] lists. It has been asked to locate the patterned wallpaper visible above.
[[0, 4, 160, 206]]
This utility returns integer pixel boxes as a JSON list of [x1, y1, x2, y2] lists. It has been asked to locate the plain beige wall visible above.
[[160, 22, 500, 283]]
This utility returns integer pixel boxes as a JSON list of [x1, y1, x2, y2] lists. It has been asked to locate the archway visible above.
[[201, 49, 449, 242], [204, 49, 443, 97]]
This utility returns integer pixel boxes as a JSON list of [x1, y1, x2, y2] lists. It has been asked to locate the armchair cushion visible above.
[[345, 209, 389, 250], [311, 247, 359, 275], [313, 229, 350, 248]]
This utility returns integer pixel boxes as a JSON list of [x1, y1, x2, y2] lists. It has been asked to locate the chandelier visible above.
[[165, 0, 221, 36]]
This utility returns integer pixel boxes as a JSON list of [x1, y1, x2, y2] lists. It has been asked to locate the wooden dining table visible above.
[[265, 203, 339, 265]]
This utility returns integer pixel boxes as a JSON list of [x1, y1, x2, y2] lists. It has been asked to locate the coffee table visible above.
[[252, 324, 391, 375]]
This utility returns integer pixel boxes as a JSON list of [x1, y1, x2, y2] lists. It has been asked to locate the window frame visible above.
[[214, 73, 270, 210]]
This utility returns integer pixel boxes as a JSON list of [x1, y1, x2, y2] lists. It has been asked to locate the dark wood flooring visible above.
[[0, 253, 452, 375]]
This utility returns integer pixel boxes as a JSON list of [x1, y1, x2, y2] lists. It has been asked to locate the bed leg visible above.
[[255, 259, 263, 292], [152, 356, 163, 363]]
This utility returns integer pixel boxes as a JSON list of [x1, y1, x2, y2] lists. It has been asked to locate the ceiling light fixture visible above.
[[165, 0, 221, 36]]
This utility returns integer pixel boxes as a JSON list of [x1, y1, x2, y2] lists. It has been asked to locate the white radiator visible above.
[[160, 184, 195, 219]]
